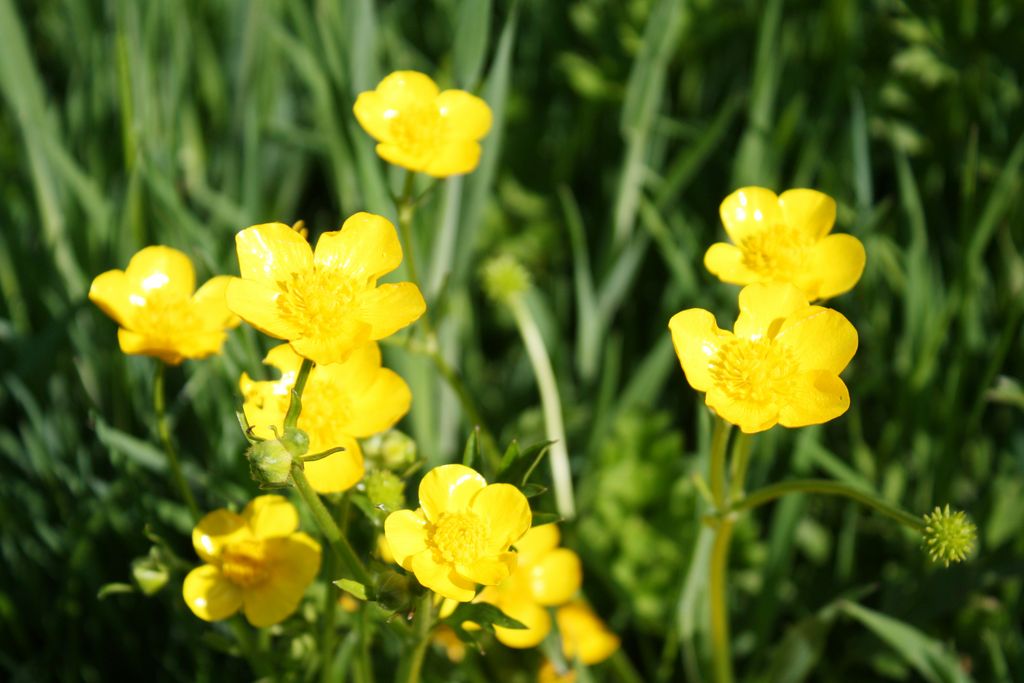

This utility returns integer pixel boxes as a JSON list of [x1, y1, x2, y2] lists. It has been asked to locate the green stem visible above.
[[509, 295, 576, 520], [230, 617, 272, 678], [728, 432, 752, 502], [396, 592, 435, 683], [709, 417, 732, 509], [291, 463, 373, 588], [320, 518, 338, 683], [284, 358, 313, 430], [709, 519, 735, 683], [153, 362, 200, 520], [706, 414, 734, 683], [728, 479, 925, 531], [394, 172, 501, 472]]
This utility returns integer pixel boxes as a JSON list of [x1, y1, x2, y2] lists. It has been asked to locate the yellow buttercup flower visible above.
[[669, 282, 858, 433], [705, 187, 866, 300], [477, 524, 582, 649], [555, 601, 619, 665], [89, 246, 239, 364], [226, 213, 425, 365], [384, 464, 532, 602], [183, 495, 321, 627], [240, 342, 411, 493], [354, 71, 492, 177]]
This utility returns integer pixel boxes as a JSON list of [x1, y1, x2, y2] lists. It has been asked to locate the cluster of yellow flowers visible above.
[[670, 187, 864, 432], [88, 69, 619, 674]]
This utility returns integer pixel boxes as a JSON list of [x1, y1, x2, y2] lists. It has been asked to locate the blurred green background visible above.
[[1, 0, 1023, 681]]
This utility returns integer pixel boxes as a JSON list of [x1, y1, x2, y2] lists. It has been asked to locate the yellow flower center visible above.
[[277, 269, 360, 338], [429, 512, 488, 566], [710, 337, 797, 404], [221, 539, 271, 588], [739, 224, 813, 279], [129, 291, 201, 343], [389, 104, 443, 161]]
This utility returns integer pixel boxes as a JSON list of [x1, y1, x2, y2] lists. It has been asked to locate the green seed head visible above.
[[363, 430, 417, 470], [365, 469, 406, 513], [922, 505, 977, 567], [481, 255, 530, 303]]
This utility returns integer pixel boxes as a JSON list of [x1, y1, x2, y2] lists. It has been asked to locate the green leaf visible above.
[[520, 483, 547, 499], [333, 579, 368, 601], [444, 602, 527, 632], [529, 512, 561, 527], [452, 0, 491, 87], [462, 427, 480, 468], [839, 601, 973, 683], [97, 582, 135, 600]]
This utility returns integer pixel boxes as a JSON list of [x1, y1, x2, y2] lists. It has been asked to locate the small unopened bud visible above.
[[481, 254, 530, 303], [923, 505, 977, 567], [247, 427, 308, 486], [365, 469, 406, 513], [131, 553, 169, 595], [363, 430, 417, 470]]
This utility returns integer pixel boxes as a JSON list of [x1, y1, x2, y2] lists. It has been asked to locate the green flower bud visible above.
[[481, 254, 530, 303], [923, 505, 977, 567], [131, 553, 169, 595], [363, 430, 417, 470], [365, 469, 406, 513]]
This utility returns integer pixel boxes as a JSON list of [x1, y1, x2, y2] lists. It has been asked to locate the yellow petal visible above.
[[458, 552, 515, 586], [192, 275, 241, 330], [513, 524, 561, 565], [226, 279, 302, 340], [557, 602, 620, 665], [470, 483, 532, 552], [418, 464, 487, 522], [352, 91, 395, 143], [125, 246, 196, 300], [117, 328, 182, 365], [719, 187, 782, 244], [668, 309, 731, 393], [303, 435, 364, 493], [438, 90, 492, 141], [192, 509, 250, 563], [242, 495, 298, 539], [778, 371, 850, 428], [89, 269, 132, 327], [354, 283, 427, 338], [493, 599, 551, 649], [703, 243, 758, 285], [177, 330, 231, 360], [314, 213, 403, 281], [374, 71, 440, 107], [705, 389, 780, 434], [778, 188, 836, 240], [376, 143, 428, 173], [242, 533, 321, 627], [346, 367, 412, 437], [798, 233, 866, 300], [183, 565, 243, 622], [423, 141, 483, 178], [531, 548, 582, 606], [289, 318, 373, 366], [410, 550, 477, 602], [774, 306, 858, 374], [733, 283, 809, 340], [384, 509, 429, 567], [234, 222, 312, 285]]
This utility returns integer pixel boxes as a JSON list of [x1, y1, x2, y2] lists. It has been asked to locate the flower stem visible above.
[[291, 463, 373, 589], [396, 591, 435, 683], [230, 617, 273, 678], [284, 358, 313, 430], [320, 516, 339, 683], [153, 362, 200, 521], [706, 415, 734, 683], [728, 432, 752, 502], [394, 172, 502, 471], [508, 296, 576, 520], [728, 479, 925, 531]]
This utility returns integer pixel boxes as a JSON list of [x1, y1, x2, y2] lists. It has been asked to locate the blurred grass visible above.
[[1, 0, 1023, 681]]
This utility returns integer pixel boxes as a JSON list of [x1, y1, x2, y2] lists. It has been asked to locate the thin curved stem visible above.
[[153, 362, 200, 520], [709, 417, 732, 509], [284, 358, 313, 430], [396, 592, 435, 683], [728, 432, 752, 502], [706, 415, 734, 683], [509, 296, 575, 519], [728, 479, 925, 531]]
